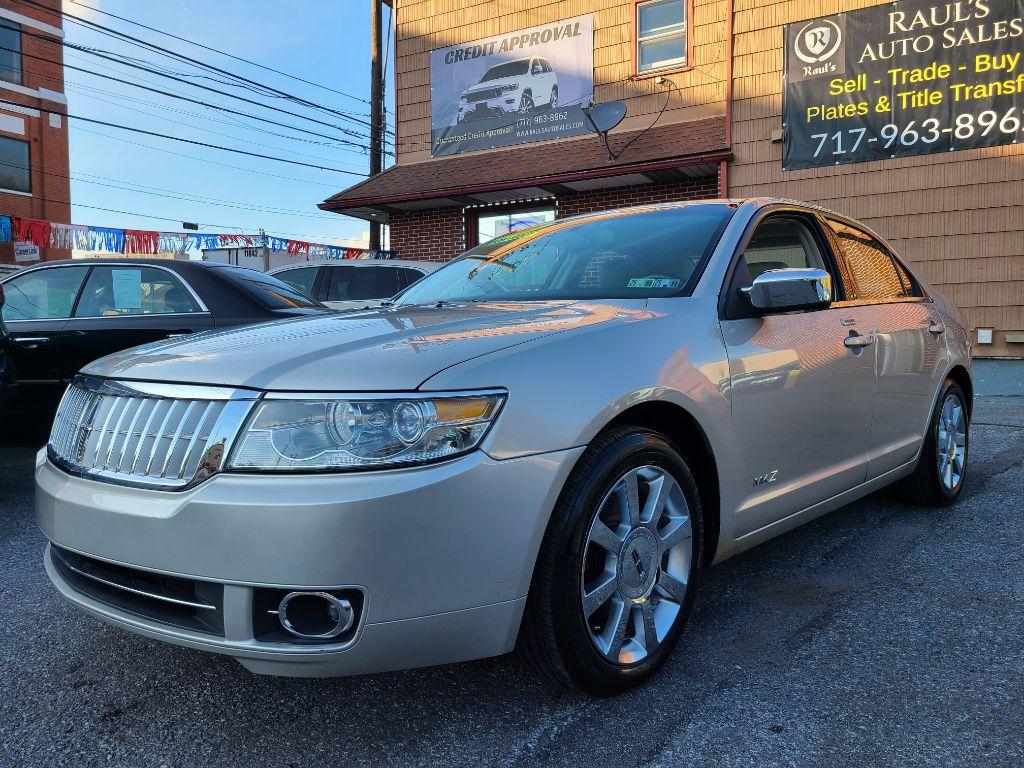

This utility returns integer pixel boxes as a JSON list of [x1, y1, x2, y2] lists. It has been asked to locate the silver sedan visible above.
[[37, 199, 971, 695]]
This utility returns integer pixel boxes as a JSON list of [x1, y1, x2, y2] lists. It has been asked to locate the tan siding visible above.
[[728, 0, 1024, 357], [394, 0, 729, 162]]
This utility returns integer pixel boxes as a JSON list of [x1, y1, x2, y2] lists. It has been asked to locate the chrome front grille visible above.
[[49, 376, 259, 490]]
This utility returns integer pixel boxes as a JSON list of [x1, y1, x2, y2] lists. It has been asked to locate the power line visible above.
[[0, 96, 366, 175], [0, 158, 343, 220], [72, 126, 343, 188], [4, 190, 361, 242], [57, 0, 374, 107], [72, 87, 365, 167], [0, 22, 378, 143], [11, 0, 390, 135], [0, 42, 382, 151], [64, 81, 370, 159]]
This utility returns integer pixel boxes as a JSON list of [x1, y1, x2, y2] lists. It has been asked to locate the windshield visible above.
[[222, 267, 323, 310], [480, 60, 530, 82], [394, 204, 735, 305]]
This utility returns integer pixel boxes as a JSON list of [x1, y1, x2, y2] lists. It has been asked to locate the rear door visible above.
[[824, 218, 947, 479], [1, 264, 89, 411], [62, 265, 214, 374], [720, 211, 877, 536]]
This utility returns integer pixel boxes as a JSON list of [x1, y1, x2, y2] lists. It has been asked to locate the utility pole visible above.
[[369, 0, 384, 251]]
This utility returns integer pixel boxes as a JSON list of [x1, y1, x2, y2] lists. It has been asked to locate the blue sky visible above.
[[62, 0, 393, 248]]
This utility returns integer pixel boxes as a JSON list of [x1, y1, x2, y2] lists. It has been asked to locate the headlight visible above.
[[500, 84, 520, 93], [227, 392, 505, 471]]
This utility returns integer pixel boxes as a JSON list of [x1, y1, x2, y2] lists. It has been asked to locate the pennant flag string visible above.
[[0, 213, 392, 261]]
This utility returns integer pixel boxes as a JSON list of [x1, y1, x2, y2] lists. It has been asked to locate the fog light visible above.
[[277, 591, 354, 640]]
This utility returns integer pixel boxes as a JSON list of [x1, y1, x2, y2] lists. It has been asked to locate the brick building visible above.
[[321, 0, 1024, 359], [0, 0, 69, 264]]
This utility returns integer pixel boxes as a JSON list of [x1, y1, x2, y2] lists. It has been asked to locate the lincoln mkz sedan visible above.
[[37, 199, 971, 695]]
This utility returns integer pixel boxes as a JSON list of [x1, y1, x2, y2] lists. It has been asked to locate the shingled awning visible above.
[[320, 116, 729, 222]]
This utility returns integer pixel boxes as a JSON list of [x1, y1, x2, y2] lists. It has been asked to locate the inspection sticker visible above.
[[627, 277, 682, 289]]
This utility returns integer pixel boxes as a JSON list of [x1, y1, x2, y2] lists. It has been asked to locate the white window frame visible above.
[[636, 0, 688, 74]]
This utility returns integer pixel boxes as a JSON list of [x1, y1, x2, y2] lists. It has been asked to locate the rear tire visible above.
[[518, 426, 703, 695], [895, 378, 969, 507]]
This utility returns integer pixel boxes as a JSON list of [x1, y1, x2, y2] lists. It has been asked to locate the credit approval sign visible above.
[[783, 1, 1024, 170]]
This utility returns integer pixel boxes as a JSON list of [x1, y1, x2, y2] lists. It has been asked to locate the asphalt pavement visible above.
[[1, 397, 1022, 768]]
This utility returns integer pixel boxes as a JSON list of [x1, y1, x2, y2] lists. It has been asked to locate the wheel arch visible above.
[[946, 364, 973, 416], [602, 401, 721, 568]]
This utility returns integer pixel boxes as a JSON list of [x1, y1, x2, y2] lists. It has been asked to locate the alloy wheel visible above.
[[580, 466, 692, 666], [519, 94, 534, 112], [937, 393, 967, 491]]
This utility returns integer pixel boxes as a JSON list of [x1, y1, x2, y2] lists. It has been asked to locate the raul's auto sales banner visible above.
[[783, 0, 1024, 170], [430, 15, 594, 157]]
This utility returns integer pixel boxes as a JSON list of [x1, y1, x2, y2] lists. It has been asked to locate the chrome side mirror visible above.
[[741, 268, 832, 314]]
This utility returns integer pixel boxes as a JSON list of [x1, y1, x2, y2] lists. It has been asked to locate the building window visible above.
[[0, 21, 22, 85], [637, 0, 687, 73], [476, 207, 556, 245], [0, 136, 29, 193]]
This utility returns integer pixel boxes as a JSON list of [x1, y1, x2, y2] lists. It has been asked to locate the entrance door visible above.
[[720, 213, 877, 537]]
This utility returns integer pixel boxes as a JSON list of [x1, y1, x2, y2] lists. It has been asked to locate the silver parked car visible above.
[[269, 259, 439, 311], [37, 199, 971, 695]]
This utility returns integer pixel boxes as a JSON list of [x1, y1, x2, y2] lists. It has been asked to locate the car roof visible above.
[[270, 259, 439, 272], [0, 258, 223, 280]]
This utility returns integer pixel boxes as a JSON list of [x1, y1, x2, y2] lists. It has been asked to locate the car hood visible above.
[[82, 300, 655, 391], [463, 75, 522, 95]]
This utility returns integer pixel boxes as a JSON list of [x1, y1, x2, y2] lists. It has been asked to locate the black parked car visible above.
[[0, 259, 325, 417], [0, 279, 15, 414]]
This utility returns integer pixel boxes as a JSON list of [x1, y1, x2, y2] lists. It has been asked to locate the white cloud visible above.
[[63, 0, 104, 23]]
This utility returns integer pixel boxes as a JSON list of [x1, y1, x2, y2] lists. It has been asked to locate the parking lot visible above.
[[0, 396, 1021, 768]]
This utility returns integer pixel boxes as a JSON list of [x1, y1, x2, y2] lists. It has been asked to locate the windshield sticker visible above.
[[627, 277, 682, 289]]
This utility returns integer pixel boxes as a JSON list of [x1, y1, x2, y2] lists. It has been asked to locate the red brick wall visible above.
[[388, 174, 720, 263], [558, 176, 721, 218], [389, 207, 465, 263], [0, 0, 70, 264]]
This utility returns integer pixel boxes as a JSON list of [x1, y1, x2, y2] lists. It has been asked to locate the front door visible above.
[[61, 265, 214, 375], [1, 264, 90, 413], [720, 213, 877, 537]]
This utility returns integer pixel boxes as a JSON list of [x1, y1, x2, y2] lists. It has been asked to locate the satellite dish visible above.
[[584, 101, 627, 134], [582, 100, 627, 161]]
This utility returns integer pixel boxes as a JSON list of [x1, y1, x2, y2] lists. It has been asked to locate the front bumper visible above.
[[36, 446, 583, 676], [458, 97, 517, 121]]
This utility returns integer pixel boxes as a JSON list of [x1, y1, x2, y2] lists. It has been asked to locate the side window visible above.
[[373, 267, 403, 298], [327, 266, 378, 301], [397, 268, 425, 290], [828, 220, 907, 301], [74, 266, 199, 317], [1, 266, 89, 320], [274, 267, 318, 298], [742, 216, 828, 278]]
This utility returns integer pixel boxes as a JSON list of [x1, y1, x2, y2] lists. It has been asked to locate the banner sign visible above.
[[13, 241, 38, 262], [430, 15, 594, 157], [783, 0, 1024, 170]]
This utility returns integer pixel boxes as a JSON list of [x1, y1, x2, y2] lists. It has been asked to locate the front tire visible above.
[[896, 378, 969, 506], [519, 426, 703, 695], [518, 92, 535, 113]]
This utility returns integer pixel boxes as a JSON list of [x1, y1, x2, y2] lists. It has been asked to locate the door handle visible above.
[[13, 336, 50, 345], [843, 333, 875, 349], [927, 321, 945, 335]]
